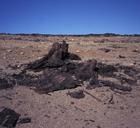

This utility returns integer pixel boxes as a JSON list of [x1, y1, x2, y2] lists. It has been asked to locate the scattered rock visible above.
[[0, 108, 32, 127], [7, 49, 12, 53], [97, 125, 101, 128], [132, 49, 140, 53], [84, 119, 95, 123], [99, 48, 111, 53], [70, 101, 75, 104], [0, 78, 14, 90], [119, 55, 126, 58], [0, 108, 20, 128], [20, 52, 24, 55], [108, 94, 114, 104], [76, 50, 80, 53], [18, 117, 31, 124], [67, 90, 85, 99]]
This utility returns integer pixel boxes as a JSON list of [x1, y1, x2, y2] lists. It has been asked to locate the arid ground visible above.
[[0, 34, 140, 128]]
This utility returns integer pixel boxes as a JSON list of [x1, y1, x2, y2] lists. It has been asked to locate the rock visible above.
[[0, 78, 14, 90], [18, 117, 31, 124], [0, 108, 20, 128], [133, 49, 140, 53], [67, 90, 85, 99], [20, 52, 24, 55], [99, 48, 111, 53], [119, 55, 126, 58], [7, 49, 12, 53], [76, 50, 80, 53]]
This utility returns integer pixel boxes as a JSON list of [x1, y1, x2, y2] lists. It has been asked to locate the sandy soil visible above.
[[0, 35, 140, 128]]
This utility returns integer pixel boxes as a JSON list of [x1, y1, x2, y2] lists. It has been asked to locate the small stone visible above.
[[20, 52, 24, 55], [17, 65, 20, 68], [67, 90, 85, 99], [70, 101, 75, 104], [133, 49, 139, 53], [18, 117, 31, 124], [120, 106, 124, 110], [119, 55, 125, 58], [76, 50, 80, 53], [7, 49, 12, 52], [97, 125, 101, 128]]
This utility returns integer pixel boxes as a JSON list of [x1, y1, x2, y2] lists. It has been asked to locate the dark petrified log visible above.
[[1, 41, 138, 93], [26, 41, 81, 71]]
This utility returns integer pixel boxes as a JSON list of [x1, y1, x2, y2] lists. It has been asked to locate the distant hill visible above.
[[0, 33, 140, 37]]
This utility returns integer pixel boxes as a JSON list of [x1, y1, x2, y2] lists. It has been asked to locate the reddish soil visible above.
[[0, 35, 140, 128]]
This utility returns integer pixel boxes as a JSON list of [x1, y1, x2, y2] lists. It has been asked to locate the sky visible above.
[[0, 0, 140, 34]]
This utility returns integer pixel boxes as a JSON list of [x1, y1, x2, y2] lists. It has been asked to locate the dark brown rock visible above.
[[119, 55, 126, 58], [67, 90, 85, 99], [18, 117, 31, 124], [0, 78, 14, 90], [0, 108, 20, 128], [99, 48, 111, 53]]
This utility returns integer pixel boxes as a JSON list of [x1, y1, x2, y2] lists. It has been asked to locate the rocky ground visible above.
[[0, 35, 140, 128]]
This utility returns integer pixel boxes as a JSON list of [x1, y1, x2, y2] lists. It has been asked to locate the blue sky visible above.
[[0, 0, 140, 34]]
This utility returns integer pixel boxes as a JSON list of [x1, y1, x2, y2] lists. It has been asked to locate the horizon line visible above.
[[0, 32, 140, 36]]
